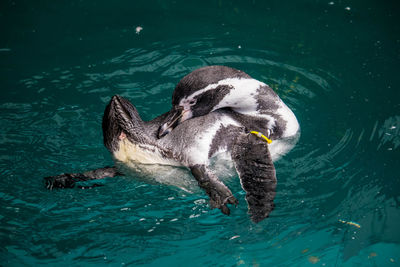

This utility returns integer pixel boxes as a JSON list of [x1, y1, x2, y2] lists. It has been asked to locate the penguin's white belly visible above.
[[113, 111, 298, 185], [112, 139, 235, 193], [113, 138, 181, 166], [183, 116, 241, 166], [276, 100, 300, 138], [177, 112, 299, 166]]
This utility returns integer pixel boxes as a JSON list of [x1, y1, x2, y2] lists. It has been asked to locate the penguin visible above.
[[45, 94, 288, 222], [158, 65, 299, 146]]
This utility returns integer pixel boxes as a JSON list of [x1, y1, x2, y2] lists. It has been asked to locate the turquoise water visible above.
[[1, 0, 400, 266]]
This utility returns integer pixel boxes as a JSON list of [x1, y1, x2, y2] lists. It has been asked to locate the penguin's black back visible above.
[[172, 66, 251, 105]]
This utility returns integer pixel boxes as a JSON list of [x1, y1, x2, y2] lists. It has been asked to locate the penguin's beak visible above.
[[103, 95, 144, 152], [111, 95, 135, 129], [158, 107, 192, 138]]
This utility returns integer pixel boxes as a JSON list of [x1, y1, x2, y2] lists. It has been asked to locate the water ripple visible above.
[[2, 39, 397, 265]]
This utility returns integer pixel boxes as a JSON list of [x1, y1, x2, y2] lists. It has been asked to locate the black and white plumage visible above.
[[158, 65, 299, 143], [44, 66, 300, 223]]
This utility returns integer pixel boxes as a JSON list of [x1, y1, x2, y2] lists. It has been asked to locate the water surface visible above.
[[1, 0, 399, 266]]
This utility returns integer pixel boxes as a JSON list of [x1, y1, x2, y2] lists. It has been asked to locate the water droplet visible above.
[[135, 26, 143, 34]]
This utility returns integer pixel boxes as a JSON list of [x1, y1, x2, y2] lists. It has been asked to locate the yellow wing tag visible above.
[[250, 131, 272, 144]]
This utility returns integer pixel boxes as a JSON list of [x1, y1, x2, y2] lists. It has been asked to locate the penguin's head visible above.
[[102, 95, 147, 152], [158, 83, 232, 138], [157, 65, 252, 138]]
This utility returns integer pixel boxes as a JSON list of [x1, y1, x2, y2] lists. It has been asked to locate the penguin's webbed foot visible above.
[[44, 173, 79, 189], [190, 164, 238, 216], [44, 166, 122, 190], [208, 183, 238, 215]]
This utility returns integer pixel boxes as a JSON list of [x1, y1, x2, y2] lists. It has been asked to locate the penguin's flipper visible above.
[[44, 166, 123, 190], [190, 165, 238, 215], [232, 133, 277, 223]]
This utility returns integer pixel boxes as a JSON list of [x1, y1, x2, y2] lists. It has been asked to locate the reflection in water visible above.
[[1, 40, 399, 265]]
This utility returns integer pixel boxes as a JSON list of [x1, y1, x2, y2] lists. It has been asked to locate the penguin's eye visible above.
[[188, 99, 197, 106]]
